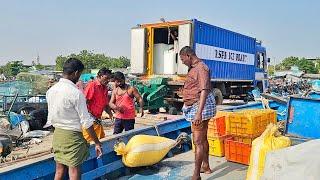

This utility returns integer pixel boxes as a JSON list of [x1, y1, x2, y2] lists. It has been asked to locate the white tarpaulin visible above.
[[262, 139, 320, 180]]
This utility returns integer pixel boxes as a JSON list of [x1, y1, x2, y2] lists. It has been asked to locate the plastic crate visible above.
[[208, 137, 225, 157], [192, 136, 227, 157], [225, 137, 252, 165], [207, 115, 226, 138], [226, 110, 276, 138], [240, 109, 277, 122], [216, 111, 232, 118], [232, 136, 255, 144]]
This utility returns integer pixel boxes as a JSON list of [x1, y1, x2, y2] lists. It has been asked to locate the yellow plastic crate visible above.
[[226, 109, 276, 138], [241, 109, 277, 121], [208, 137, 225, 157], [192, 136, 225, 157]]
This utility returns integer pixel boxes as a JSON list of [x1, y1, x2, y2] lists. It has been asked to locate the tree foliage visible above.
[[296, 58, 317, 74], [267, 65, 275, 75], [277, 56, 318, 74], [55, 50, 130, 72], [279, 56, 299, 70], [0, 61, 29, 77], [35, 64, 45, 70]]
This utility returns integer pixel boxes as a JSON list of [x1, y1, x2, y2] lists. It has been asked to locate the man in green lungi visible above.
[[46, 58, 103, 180]]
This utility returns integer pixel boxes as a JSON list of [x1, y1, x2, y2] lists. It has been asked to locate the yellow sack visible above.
[[246, 123, 291, 180], [114, 135, 179, 167]]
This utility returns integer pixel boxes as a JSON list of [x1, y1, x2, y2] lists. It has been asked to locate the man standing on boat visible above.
[[82, 67, 113, 142], [46, 58, 102, 180], [109, 71, 144, 134], [180, 46, 216, 180]]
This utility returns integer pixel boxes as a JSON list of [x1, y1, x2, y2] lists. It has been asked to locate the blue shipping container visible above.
[[193, 19, 257, 80]]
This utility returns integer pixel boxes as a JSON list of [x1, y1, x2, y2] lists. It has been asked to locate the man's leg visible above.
[[68, 166, 81, 180], [95, 124, 105, 139], [124, 119, 135, 131], [200, 120, 212, 174], [113, 118, 124, 134], [54, 162, 67, 180], [192, 123, 206, 180]]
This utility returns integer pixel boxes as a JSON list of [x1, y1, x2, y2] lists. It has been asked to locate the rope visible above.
[[101, 118, 115, 127], [153, 124, 160, 136], [261, 97, 270, 109], [277, 109, 287, 116]]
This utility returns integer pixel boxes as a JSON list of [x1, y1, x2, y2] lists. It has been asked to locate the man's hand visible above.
[[193, 112, 202, 126], [140, 108, 144, 117], [109, 114, 114, 121], [115, 106, 124, 113], [95, 142, 103, 159], [177, 88, 183, 98]]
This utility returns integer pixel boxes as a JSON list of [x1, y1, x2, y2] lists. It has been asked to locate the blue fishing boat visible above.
[[0, 100, 287, 180]]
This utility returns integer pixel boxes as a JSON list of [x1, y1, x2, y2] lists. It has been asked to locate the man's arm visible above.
[[104, 105, 113, 120], [170, 32, 177, 40], [109, 89, 122, 112], [131, 87, 144, 117], [86, 126, 100, 144], [76, 93, 102, 157], [193, 89, 210, 125], [84, 82, 94, 104], [44, 91, 53, 128]]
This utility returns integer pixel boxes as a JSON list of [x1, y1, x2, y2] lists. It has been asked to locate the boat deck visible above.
[[116, 151, 247, 180]]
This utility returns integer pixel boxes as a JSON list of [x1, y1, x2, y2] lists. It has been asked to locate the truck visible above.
[[130, 19, 269, 106]]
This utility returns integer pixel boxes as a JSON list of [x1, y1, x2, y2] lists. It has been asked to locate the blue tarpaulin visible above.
[[80, 73, 96, 83]]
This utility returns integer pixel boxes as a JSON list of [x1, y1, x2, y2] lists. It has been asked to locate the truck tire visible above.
[[168, 107, 178, 115], [213, 88, 223, 105], [29, 109, 48, 130], [0, 135, 13, 157], [149, 108, 159, 114]]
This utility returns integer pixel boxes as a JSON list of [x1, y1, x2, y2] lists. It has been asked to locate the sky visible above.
[[1, 0, 319, 65]]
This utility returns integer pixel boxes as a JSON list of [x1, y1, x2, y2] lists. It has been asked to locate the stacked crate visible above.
[[192, 111, 229, 157], [224, 109, 276, 165]]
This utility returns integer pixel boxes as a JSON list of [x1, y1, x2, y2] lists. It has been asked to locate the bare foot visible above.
[[191, 175, 201, 180], [200, 166, 213, 174]]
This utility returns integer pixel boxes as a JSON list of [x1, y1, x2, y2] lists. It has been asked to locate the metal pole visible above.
[[7, 92, 19, 116]]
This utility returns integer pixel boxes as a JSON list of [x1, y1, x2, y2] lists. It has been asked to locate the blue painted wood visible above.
[[81, 160, 123, 180], [285, 97, 320, 139], [308, 92, 320, 99], [222, 101, 282, 111], [0, 158, 55, 180]]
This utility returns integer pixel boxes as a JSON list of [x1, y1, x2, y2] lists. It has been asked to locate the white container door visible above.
[[177, 23, 192, 75], [130, 28, 146, 74]]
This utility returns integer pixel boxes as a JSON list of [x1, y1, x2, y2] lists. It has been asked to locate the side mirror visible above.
[[267, 58, 271, 63]]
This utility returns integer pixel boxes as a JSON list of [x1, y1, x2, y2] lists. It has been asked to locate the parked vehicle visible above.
[[130, 19, 269, 105]]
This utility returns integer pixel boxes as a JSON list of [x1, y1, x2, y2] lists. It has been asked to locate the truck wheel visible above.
[[0, 135, 13, 157], [149, 108, 159, 114], [213, 88, 223, 105], [168, 107, 178, 115]]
